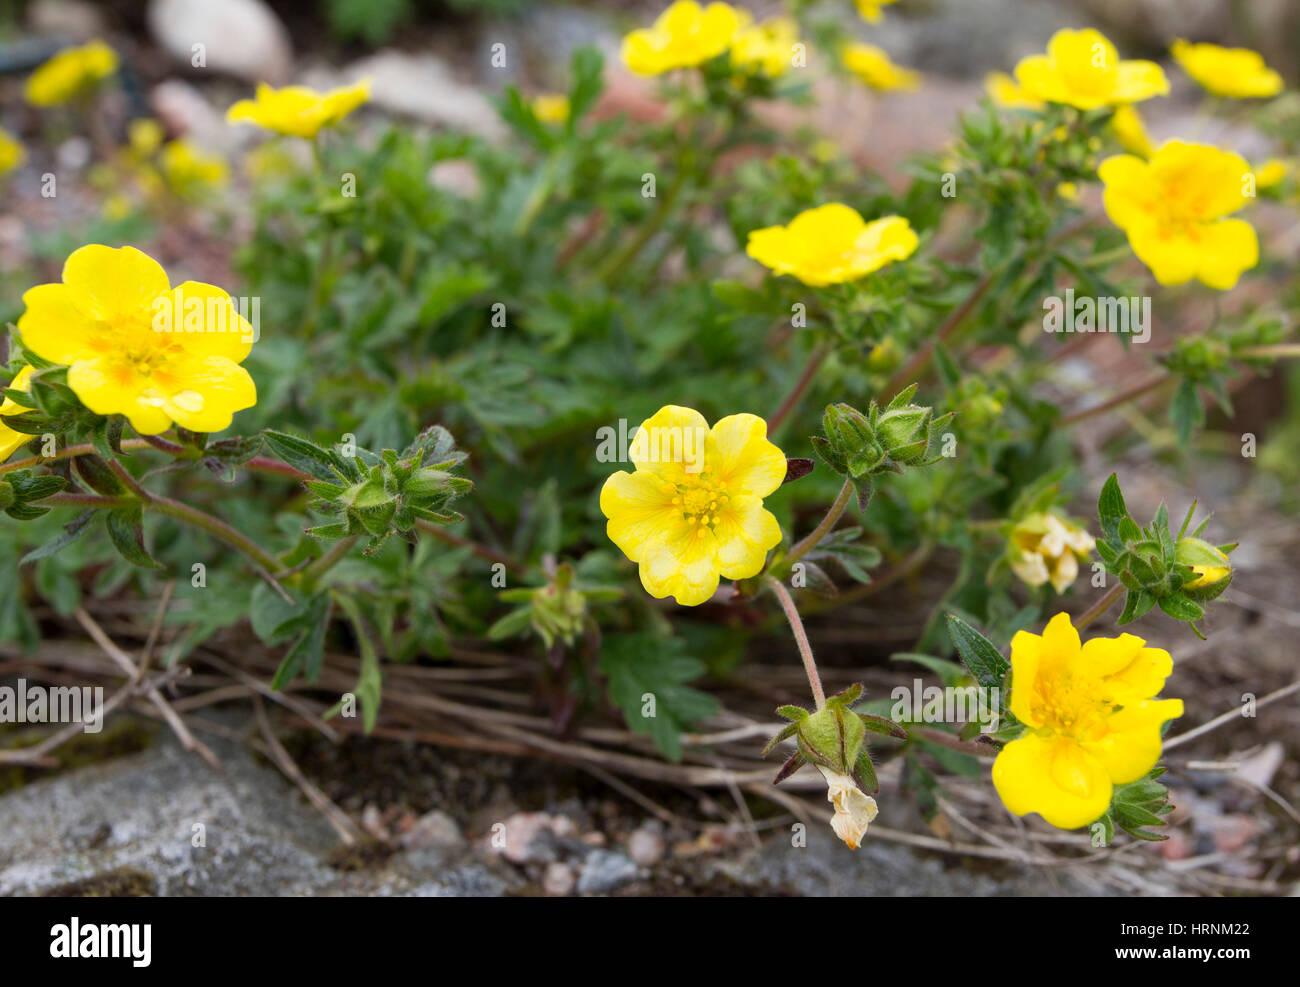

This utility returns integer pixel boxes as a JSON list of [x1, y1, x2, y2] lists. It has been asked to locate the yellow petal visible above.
[[62, 244, 170, 326], [600, 469, 678, 563], [712, 496, 781, 580], [1082, 698, 1182, 784], [16, 283, 104, 364], [1112, 60, 1170, 103], [1193, 218, 1259, 291], [706, 413, 785, 498], [154, 355, 256, 433], [157, 282, 255, 363], [993, 733, 1112, 830], [1007, 627, 1044, 727], [66, 357, 173, 434], [628, 404, 708, 484], [639, 534, 722, 606]]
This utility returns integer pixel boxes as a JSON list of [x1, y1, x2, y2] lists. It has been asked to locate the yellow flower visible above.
[[24, 40, 118, 107], [1255, 158, 1289, 189], [1008, 512, 1094, 594], [16, 245, 257, 435], [992, 613, 1183, 830], [985, 71, 1044, 110], [621, 1, 745, 76], [128, 118, 165, 158], [0, 127, 25, 176], [160, 140, 229, 198], [854, 0, 900, 23], [1111, 104, 1153, 158], [1099, 140, 1259, 290], [1013, 28, 1168, 110], [730, 16, 799, 78], [818, 766, 878, 849], [600, 405, 785, 606], [842, 43, 921, 91], [226, 79, 371, 139], [0, 367, 36, 462], [530, 93, 570, 124], [102, 192, 134, 221], [1056, 181, 1080, 202], [1171, 39, 1283, 99], [746, 203, 919, 287]]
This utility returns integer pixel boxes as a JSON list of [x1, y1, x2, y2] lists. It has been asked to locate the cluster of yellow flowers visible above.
[[620, 1, 922, 91], [23, 39, 118, 107], [982, 28, 1288, 291], [621, 1, 800, 79], [8, 10, 1276, 852], [91, 119, 229, 218]]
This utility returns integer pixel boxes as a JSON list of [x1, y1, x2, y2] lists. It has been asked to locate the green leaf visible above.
[[250, 581, 306, 643], [1157, 594, 1204, 622], [1098, 473, 1128, 545], [945, 614, 1010, 690], [335, 593, 382, 732], [600, 632, 718, 762], [262, 430, 342, 482], [1170, 378, 1203, 448], [105, 506, 165, 569], [21, 509, 96, 564]]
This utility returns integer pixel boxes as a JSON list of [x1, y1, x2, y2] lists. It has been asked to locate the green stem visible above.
[[147, 494, 284, 574], [1, 438, 155, 475], [301, 535, 360, 587], [42, 493, 132, 509], [765, 574, 825, 710], [1059, 373, 1170, 426]]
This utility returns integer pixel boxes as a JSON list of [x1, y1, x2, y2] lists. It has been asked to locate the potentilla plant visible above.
[[3, 3, 1298, 852]]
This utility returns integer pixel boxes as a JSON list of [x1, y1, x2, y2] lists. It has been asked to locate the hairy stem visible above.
[[765, 574, 825, 710], [1074, 582, 1125, 630], [782, 477, 854, 572]]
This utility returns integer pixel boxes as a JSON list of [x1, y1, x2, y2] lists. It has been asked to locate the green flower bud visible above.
[[1175, 537, 1232, 599]]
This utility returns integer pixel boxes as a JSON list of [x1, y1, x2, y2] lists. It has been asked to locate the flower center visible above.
[[664, 466, 731, 539], [1031, 673, 1112, 741]]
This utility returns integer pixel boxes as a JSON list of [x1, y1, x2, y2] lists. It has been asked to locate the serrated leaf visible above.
[[945, 613, 1010, 690], [105, 506, 165, 569]]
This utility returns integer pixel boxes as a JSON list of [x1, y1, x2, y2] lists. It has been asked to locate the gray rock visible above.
[[626, 822, 666, 866], [399, 810, 465, 851], [0, 727, 338, 896], [0, 723, 506, 897], [147, 0, 293, 84], [542, 861, 576, 896], [498, 812, 561, 865], [323, 53, 506, 139], [577, 850, 639, 895], [719, 829, 1102, 897], [27, 0, 106, 40]]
